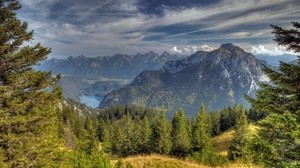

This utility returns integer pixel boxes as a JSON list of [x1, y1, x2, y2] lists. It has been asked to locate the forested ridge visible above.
[[0, 0, 299, 167]]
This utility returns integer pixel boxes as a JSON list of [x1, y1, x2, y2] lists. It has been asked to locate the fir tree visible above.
[[136, 116, 152, 154], [228, 109, 249, 160], [0, 1, 63, 167], [171, 109, 191, 156], [122, 114, 136, 156], [152, 109, 172, 154], [192, 103, 212, 152], [246, 22, 300, 167]]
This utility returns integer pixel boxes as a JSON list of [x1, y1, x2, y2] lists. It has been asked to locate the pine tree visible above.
[[111, 126, 125, 156], [192, 103, 212, 152], [136, 116, 152, 154], [152, 109, 172, 154], [122, 114, 136, 156], [246, 22, 300, 167], [171, 109, 191, 156], [0, 1, 63, 167], [228, 109, 249, 160]]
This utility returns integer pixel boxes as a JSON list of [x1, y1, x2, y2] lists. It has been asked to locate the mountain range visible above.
[[100, 43, 269, 116], [37, 52, 183, 79], [256, 54, 298, 67], [35, 51, 183, 102]]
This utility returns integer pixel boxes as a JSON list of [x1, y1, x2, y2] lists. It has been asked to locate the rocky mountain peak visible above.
[[219, 43, 245, 54], [100, 44, 266, 116]]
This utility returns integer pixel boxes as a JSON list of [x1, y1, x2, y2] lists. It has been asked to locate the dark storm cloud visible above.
[[18, 0, 300, 57]]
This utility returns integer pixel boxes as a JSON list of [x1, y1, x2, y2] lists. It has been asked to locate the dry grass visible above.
[[110, 125, 261, 168], [219, 160, 261, 168], [212, 129, 235, 156], [211, 124, 259, 157], [114, 154, 210, 168]]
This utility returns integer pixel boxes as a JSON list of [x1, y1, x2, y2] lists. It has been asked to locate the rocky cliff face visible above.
[[100, 43, 268, 116]]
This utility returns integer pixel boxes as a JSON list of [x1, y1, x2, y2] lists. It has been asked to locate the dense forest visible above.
[[0, 0, 299, 167]]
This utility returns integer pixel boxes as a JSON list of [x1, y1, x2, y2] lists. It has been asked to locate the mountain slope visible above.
[[100, 44, 267, 116]]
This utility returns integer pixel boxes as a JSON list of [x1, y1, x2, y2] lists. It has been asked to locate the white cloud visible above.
[[170, 45, 215, 54], [170, 46, 182, 53], [251, 45, 297, 56], [18, 0, 300, 58]]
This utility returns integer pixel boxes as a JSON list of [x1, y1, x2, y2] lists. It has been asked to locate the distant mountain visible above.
[[58, 76, 129, 102], [37, 52, 183, 79], [256, 54, 298, 67], [58, 76, 88, 101], [290, 59, 299, 65], [100, 43, 268, 116]]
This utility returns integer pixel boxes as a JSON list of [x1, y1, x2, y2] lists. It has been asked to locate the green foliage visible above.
[[135, 116, 152, 154], [250, 112, 299, 167], [67, 149, 111, 168], [228, 109, 250, 161], [0, 1, 63, 167], [209, 111, 221, 136], [246, 22, 300, 167], [171, 109, 191, 156], [192, 103, 212, 152], [188, 149, 228, 166], [152, 109, 172, 154]]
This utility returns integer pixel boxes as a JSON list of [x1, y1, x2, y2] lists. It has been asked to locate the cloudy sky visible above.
[[18, 0, 300, 58]]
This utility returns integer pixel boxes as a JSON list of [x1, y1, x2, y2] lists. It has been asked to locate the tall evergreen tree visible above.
[[0, 1, 63, 167], [192, 103, 212, 152], [228, 109, 249, 160], [136, 116, 152, 154], [171, 109, 191, 156], [122, 114, 136, 155], [152, 109, 172, 154], [246, 22, 300, 167]]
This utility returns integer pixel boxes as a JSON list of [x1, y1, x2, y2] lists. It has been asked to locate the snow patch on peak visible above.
[[221, 67, 230, 78], [245, 68, 259, 94]]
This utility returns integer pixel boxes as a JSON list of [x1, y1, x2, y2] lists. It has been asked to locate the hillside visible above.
[[111, 126, 260, 168]]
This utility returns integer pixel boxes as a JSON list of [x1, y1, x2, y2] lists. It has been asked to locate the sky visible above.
[[18, 0, 300, 58]]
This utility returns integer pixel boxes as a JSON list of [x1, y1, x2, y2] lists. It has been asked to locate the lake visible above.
[[79, 95, 103, 108]]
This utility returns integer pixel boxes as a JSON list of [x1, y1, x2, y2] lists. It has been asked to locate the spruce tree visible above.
[[228, 109, 249, 160], [0, 1, 63, 167], [136, 116, 152, 154], [246, 22, 300, 167], [122, 114, 136, 155], [192, 103, 212, 152], [171, 109, 191, 156], [152, 109, 172, 154]]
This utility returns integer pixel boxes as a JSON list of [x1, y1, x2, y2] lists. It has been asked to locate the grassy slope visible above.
[[122, 154, 209, 168], [212, 129, 235, 156], [111, 125, 261, 168]]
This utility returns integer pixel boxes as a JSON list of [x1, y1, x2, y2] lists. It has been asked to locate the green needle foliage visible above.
[[228, 107, 249, 161], [246, 22, 300, 167], [192, 103, 212, 152], [152, 109, 172, 154], [171, 109, 191, 157], [0, 0, 63, 167]]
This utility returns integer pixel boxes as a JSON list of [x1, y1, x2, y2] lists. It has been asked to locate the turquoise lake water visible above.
[[79, 95, 103, 108]]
